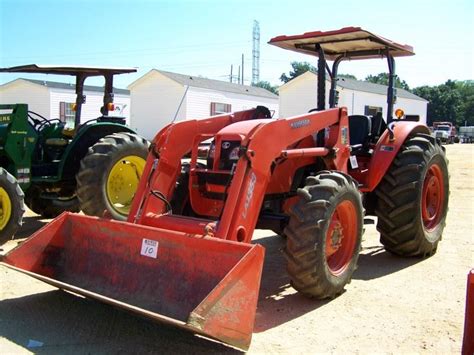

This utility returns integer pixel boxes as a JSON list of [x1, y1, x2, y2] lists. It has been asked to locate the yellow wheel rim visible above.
[[106, 155, 146, 216], [0, 187, 12, 231]]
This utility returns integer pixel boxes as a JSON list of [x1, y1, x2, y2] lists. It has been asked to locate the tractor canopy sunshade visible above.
[[0, 64, 137, 76], [268, 26, 414, 60]]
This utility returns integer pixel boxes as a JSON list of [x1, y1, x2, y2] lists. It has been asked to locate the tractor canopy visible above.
[[0, 64, 137, 126], [0, 64, 137, 76], [268, 26, 414, 60], [269, 27, 414, 123]]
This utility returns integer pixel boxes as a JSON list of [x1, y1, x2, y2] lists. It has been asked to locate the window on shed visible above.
[[210, 102, 232, 116], [59, 102, 75, 128], [364, 105, 382, 116]]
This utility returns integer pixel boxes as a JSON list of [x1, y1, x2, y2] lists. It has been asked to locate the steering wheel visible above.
[[28, 111, 61, 131]]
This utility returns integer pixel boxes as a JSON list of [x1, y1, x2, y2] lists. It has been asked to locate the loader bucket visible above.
[[0, 213, 265, 350]]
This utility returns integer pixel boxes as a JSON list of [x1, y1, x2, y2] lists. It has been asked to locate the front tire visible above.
[[375, 133, 449, 257], [284, 171, 363, 299], [76, 132, 149, 220], [0, 168, 25, 244]]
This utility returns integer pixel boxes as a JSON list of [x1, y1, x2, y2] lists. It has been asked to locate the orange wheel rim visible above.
[[422, 164, 445, 230], [325, 200, 358, 276]]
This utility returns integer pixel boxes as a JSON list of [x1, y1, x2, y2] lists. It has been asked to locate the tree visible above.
[[338, 73, 358, 80], [253, 80, 278, 95], [365, 73, 410, 91], [280, 61, 358, 84], [280, 61, 316, 83], [412, 80, 467, 126], [455, 80, 474, 126]]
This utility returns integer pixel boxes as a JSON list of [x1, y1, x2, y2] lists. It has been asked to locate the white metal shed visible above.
[[128, 70, 279, 140], [279, 71, 428, 124], [0, 78, 131, 126]]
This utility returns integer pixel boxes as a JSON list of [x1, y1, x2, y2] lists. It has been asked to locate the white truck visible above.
[[433, 121, 458, 144], [459, 126, 474, 143]]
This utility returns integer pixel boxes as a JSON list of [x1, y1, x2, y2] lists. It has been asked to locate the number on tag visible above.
[[141, 239, 158, 259]]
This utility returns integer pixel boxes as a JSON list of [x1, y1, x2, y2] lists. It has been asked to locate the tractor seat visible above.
[[370, 112, 386, 142], [348, 115, 371, 148], [62, 127, 76, 138]]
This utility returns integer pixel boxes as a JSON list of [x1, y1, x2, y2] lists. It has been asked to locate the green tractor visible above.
[[0, 65, 149, 243]]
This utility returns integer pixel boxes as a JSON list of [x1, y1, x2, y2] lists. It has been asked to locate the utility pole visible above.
[[230, 65, 233, 83], [241, 53, 244, 85], [252, 20, 260, 85]]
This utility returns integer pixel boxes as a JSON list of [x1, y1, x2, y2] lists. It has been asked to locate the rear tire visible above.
[[375, 133, 449, 257], [284, 171, 363, 299], [76, 132, 149, 220], [0, 168, 25, 243]]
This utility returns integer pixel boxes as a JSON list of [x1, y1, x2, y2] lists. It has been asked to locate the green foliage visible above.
[[280, 61, 358, 83], [280, 61, 316, 83], [413, 80, 474, 126], [338, 73, 358, 80], [365, 73, 410, 91], [253, 80, 279, 95]]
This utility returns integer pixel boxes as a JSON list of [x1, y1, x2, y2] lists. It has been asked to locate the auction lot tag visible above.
[[349, 155, 358, 169], [141, 239, 158, 258]]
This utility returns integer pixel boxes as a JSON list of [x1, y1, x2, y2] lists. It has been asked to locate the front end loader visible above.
[[1, 27, 449, 350]]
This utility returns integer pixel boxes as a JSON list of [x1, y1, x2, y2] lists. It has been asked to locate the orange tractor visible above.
[[1, 27, 449, 350]]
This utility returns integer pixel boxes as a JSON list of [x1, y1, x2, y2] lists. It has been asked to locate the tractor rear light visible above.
[[395, 108, 405, 119], [72, 103, 77, 111], [107, 103, 115, 111]]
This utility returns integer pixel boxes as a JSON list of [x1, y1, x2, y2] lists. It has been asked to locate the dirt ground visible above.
[[0, 144, 472, 354]]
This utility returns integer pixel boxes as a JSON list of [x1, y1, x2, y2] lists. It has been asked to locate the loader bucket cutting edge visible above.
[[1, 213, 265, 350]]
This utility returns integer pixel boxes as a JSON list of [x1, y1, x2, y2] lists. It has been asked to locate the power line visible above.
[[3, 40, 252, 61]]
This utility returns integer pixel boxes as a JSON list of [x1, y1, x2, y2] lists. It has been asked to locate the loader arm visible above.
[[131, 106, 349, 244], [128, 108, 270, 225]]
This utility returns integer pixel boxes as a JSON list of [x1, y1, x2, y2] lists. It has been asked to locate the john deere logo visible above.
[[0, 115, 11, 123]]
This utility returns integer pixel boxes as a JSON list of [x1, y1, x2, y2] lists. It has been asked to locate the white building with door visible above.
[[0, 78, 131, 127], [128, 70, 279, 140], [279, 71, 427, 124]]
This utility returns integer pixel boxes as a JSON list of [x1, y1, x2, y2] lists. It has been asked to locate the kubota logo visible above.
[[242, 172, 257, 219]]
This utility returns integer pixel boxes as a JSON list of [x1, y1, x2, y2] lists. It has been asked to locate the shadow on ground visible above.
[[354, 245, 424, 281], [0, 290, 241, 354], [253, 234, 330, 333], [253, 234, 425, 332], [0, 222, 425, 351], [16, 216, 49, 239]]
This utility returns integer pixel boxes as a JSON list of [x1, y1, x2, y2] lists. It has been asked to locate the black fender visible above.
[[58, 123, 135, 181]]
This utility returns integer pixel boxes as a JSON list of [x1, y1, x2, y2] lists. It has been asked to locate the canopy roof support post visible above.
[[101, 73, 114, 116], [386, 52, 396, 125], [74, 74, 86, 128], [328, 56, 344, 108], [316, 44, 326, 111]]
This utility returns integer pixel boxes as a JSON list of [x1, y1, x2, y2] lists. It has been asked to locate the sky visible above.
[[0, 0, 473, 90]]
